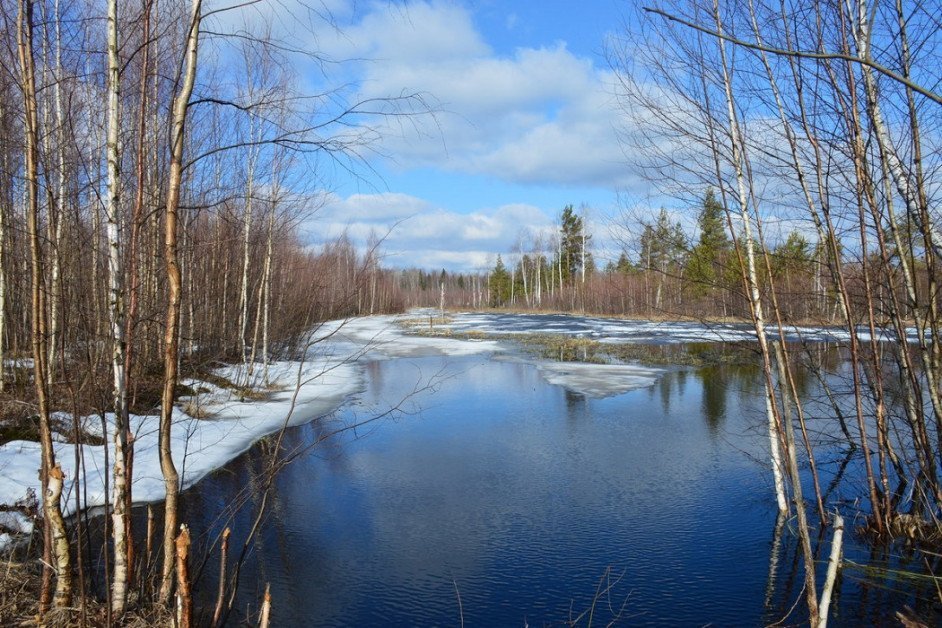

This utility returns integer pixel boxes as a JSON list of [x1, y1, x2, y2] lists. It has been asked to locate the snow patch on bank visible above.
[[0, 355, 362, 523], [316, 314, 504, 358]]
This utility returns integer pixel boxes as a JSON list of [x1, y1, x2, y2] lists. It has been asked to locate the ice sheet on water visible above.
[[537, 361, 662, 398], [432, 311, 916, 345]]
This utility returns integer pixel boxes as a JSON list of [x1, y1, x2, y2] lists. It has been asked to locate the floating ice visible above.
[[537, 362, 662, 397], [430, 311, 916, 345]]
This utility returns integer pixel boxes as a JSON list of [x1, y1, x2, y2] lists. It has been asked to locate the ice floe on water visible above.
[[535, 361, 663, 398]]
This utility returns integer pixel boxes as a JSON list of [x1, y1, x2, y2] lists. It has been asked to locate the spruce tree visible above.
[[490, 255, 511, 306], [686, 188, 731, 297]]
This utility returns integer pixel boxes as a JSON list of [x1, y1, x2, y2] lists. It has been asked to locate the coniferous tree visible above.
[[686, 188, 731, 298], [559, 205, 589, 284], [489, 255, 511, 306], [639, 208, 686, 311]]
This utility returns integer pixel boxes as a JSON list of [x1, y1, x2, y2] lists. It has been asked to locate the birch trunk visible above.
[[239, 117, 258, 376], [122, 0, 152, 585], [816, 514, 844, 628], [18, 0, 71, 609], [105, 0, 131, 613], [47, 0, 67, 386], [159, 0, 201, 603], [856, 1, 942, 453], [711, 0, 814, 615]]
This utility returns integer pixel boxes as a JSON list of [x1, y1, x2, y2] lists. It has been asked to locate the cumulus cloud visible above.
[[313, 1, 629, 189], [307, 192, 560, 271]]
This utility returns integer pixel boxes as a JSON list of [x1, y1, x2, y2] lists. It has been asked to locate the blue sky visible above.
[[222, 0, 639, 271]]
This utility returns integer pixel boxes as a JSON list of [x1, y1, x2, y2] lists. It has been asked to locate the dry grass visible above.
[[0, 551, 175, 627]]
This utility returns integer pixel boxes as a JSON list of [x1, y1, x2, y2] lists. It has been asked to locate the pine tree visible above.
[[615, 251, 634, 274], [639, 208, 686, 311]]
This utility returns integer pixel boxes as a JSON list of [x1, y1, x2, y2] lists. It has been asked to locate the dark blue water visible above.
[[176, 351, 938, 626]]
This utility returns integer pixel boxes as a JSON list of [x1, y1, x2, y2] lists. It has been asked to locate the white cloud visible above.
[[313, 1, 629, 189], [308, 192, 561, 271]]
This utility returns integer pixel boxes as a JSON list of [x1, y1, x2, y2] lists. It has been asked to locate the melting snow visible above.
[[536, 362, 662, 398], [9, 309, 833, 533], [0, 313, 505, 533], [431, 311, 916, 344]]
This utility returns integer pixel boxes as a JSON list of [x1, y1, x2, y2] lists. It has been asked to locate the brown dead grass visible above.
[[0, 552, 175, 627]]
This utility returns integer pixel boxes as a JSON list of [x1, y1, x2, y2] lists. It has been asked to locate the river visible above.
[[149, 313, 936, 625]]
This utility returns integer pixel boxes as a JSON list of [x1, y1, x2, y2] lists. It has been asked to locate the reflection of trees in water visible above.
[[658, 371, 673, 414], [697, 367, 727, 435], [365, 360, 384, 398], [564, 389, 587, 418], [690, 362, 763, 436]]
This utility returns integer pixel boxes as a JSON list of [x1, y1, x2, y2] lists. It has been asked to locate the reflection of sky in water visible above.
[[185, 353, 886, 626]]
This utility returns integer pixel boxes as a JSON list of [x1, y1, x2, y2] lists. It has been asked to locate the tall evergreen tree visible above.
[[639, 208, 686, 311], [686, 188, 731, 297], [489, 255, 511, 306], [559, 204, 589, 284]]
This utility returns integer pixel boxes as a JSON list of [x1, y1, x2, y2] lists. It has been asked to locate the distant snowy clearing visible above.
[[428, 310, 914, 344]]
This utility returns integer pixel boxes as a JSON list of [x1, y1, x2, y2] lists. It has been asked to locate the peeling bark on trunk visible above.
[[159, 0, 201, 603], [175, 525, 192, 628], [18, 0, 72, 611]]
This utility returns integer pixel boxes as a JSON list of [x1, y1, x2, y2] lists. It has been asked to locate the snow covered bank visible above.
[[315, 314, 504, 358], [0, 353, 362, 534], [0, 313, 507, 537]]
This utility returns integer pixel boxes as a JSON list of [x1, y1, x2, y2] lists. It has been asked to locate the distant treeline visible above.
[[397, 193, 931, 323]]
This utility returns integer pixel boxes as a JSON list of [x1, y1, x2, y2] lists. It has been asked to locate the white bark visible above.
[[713, 2, 788, 516], [816, 513, 844, 628], [766, 394, 789, 513], [261, 202, 274, 384], [47, 0, 66, 386], [239, 117, 259, 378], [714, 2, 816, 619], [105, 0, 130, 613], [853, 10, 942, 258]]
